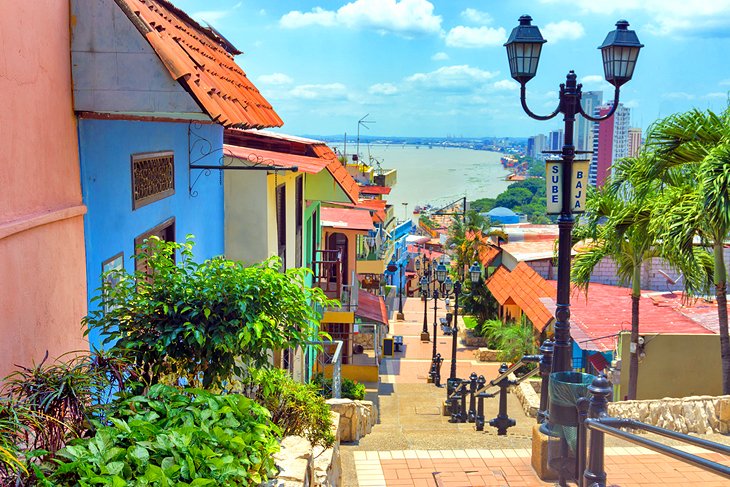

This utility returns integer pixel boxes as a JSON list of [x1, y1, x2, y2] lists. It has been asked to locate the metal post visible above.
[[459, 378, 469, 423], [467, 372, 478, 422], [450, 281, 461, 380], [475, 375, 487, 430], [538, 339, 554, 423], [450, 384, 462, 422], [552, 72, 579, 374], [434, 354, 443, 387], [422, 286, 430, 341], [576, 398, 590, 487], [584, 375, 612, 487], [432, 289, 439, 358], [489, 363, 516, 435], [397, 262, 404, 319]]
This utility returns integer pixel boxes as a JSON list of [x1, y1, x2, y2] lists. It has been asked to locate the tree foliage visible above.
[[84, 237, 334, 389]]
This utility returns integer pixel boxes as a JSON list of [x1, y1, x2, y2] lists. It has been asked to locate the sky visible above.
[[173, 0, 730, 138]]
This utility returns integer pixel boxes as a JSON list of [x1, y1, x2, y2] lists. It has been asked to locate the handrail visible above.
[[580, 374, 730, 487], [447, 380, 466, 400], [585, 419, 730, 480]]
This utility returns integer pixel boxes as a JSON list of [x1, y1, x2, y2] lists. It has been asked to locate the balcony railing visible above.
[[312, 249, 342, 300]]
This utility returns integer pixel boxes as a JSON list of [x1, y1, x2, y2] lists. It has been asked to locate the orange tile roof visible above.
[[119, 0, 282, 128], [486, 262, 556, 332], [325, 199, 387, 223], [355, 289, 389, 326], [312, 145, 360, 204], [465, 230, 502, 267], [320, 207, 374, 232]]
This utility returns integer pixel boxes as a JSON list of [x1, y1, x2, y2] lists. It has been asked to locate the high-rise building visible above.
[[548, 129, 563, 152], [589, 102, 630, 188], [576, 91, 603, 152], [527, 133, 547, 159], [628, 127, 642, 157]]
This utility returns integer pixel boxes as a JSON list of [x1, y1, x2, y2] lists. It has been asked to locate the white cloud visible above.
[[406, 65, 499, 90], [280, 0, 442, 36], [280, 7, 337, 28], [431, 51, 449, 61], [720, 79, 730, 86], [258, 73, 294, 86], [662, 91, 729, 100], [581, 75, 605, 84], [541, 20, 585, 42], [369, 83, 399, 95], [289, 83, 348, 100], [538, 0, 730, 37], [445, 26, 507, 48], [493, 79, 518, 91], [461, 8, 493, 25], [191, 2, 242, 24]]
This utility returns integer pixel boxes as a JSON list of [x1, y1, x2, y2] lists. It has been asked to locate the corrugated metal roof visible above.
[[117, 0, 282, 129], [223, 130, 359, 204], [320, 207, 374, 231], [355, 289, 389, 326]]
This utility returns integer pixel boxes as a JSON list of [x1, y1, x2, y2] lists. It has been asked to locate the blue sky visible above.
[[174, 0, 730, 138]]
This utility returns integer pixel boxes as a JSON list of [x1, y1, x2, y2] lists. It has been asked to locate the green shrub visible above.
[[245, 369, 335, 449], [312, 374, 366, 400], [84, 237, 335, 388], [40, 384, 279, 486]]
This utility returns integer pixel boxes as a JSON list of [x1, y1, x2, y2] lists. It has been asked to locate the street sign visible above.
[[545, 160, 590, 215]]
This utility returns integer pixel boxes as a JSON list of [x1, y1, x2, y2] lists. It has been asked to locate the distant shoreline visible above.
[[330, 143, 512, 210]]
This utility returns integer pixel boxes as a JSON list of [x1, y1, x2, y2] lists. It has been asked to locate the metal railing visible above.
[[310, 340, 343, 399], [577, 374, 730, 487]]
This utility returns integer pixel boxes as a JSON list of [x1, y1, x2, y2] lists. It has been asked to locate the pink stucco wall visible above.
[[0, 1, 88, 378]]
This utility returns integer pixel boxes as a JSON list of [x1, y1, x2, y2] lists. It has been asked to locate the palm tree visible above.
[[633, 107, 730, 393], [571, 162, 660, 400]]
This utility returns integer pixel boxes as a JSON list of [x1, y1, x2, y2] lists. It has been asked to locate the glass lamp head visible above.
[[504, 15, 546, 84], [599, 20, 643, 87], [469, 262, 482, 283], [435, 262, 448, 283]]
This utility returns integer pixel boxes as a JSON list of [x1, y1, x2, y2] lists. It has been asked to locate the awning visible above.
[[355, 289, 389, 326], [320, 207, 374, 231]]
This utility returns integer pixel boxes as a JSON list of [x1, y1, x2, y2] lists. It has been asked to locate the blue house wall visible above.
[[79, 119, 224, 349]]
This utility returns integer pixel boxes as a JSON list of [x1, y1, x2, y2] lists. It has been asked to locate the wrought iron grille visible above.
[[132, 151, 175, 209]]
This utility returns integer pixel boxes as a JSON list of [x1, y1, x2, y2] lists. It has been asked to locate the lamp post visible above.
[[429, 261, 449, 358], [504, 15, 642, 373], [388, 258, 406, 321], [417, 255, 431, 341], [444, 262, 483, 380]]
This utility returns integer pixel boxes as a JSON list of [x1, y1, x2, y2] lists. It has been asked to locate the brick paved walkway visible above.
[[340, 297, 730, 486]]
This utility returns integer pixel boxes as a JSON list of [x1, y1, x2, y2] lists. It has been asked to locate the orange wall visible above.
[[0, 1, 88, 377]]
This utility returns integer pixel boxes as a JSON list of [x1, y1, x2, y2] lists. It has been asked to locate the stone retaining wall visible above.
[[513, 383, 730, 436], [473, 348, 500, 362], [459, 328, 491, 348], [607, 395, 730, 435], [326, 398, 378, 443], [353, 332, 374, 350]]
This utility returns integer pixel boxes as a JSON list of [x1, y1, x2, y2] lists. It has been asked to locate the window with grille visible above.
[[276, 183, 286, 268], [131, 152, 174, 209], [134, 217, 175, 277]]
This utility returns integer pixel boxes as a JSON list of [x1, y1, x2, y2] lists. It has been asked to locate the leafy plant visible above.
[[84, 236, 335, 389], [244, 369, 335, 449], [312, 374, 366, 401], [476, 317, 537, 363], [41, 384, 280, 486]]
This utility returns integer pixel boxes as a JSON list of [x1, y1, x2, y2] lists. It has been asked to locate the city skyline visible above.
[[174, 0, 730, 137]]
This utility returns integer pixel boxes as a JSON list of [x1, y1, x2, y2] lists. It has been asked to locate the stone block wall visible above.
[[607, 395, 730, 434], [474, 348, 500, 362], [353, 332, 375, 350], [326, 398, 378, 443]]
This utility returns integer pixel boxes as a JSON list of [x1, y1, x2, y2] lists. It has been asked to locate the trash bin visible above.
[[546, 371, 595, 481]]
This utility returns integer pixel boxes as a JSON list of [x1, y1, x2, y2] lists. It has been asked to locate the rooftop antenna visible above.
[[356, 114, 375, 163]]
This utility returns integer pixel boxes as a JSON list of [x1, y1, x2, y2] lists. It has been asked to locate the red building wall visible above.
[[0, 1, 88, 377]]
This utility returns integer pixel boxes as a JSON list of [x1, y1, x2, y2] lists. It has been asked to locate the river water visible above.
[[332, 144, 512, 215]]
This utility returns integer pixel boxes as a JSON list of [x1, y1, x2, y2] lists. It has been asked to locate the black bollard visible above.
[[583, 374, 612, 487], [537, 339, 554, 423], [434, 354, 444, 387], [467, 372, 478, 422], [428, 354, 438, 383], [488, 363, 516, 435], [459, 378, 469, 423], [475, 375, 488, 431]]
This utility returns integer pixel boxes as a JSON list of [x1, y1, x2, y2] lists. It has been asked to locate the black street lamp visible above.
[[388, 258, 406, 321], [417, 255, 432, 341], [504, 15, 642, 373]]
